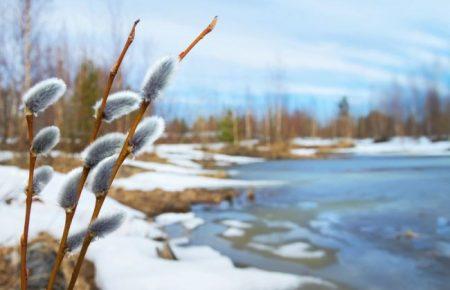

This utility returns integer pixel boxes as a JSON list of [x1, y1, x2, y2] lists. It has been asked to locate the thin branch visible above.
[[20, 113, 36, 290], [89, 19, 140, 143], [178, 16, 217, 61], [67, 16, 218, 289], [46, 168, 86, 290], [46, 19, 140, 290], [67, 233, 94, 290]]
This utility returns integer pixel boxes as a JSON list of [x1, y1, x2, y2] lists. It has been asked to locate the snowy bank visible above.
[[114, 170, 282, 192], [292, 137, 450, 156], [0, 165, 329, 290], [338, 137, 450, 156]]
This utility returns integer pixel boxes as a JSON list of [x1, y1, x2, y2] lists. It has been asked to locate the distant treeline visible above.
[[165, 90, 450, 144], [1, 0, 449, 151]]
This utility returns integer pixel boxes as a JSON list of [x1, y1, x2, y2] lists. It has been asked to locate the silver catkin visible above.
[[58, 167, 82, 210], [66, 229, 87, 252], [89, 155, 117, 196], [32, 166, 53, 194], [141, 56, 176, 102], [22, 78, 66, 114], [89, 212, 125, 238], [31, 126, 60, 155], [130, 116, 165, 156], [93, 91, 141, 122], [82, 133, 125, 168]]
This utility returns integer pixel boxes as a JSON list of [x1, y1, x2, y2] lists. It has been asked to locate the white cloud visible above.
[[36, 0, 450, 116], [402, 31, 449, 50], [287, 85, 369, 98]]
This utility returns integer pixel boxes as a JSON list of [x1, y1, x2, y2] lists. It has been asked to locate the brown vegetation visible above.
[[0, 153, 83, 173], [0, 233, 98, 290], [109, 187, 237, 218]]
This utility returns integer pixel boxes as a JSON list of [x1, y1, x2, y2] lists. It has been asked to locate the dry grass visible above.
[[138, 152, 168, 164], [109, 187, 237, 218], [209, 142, 302, 160], [0, 153, 83, 173]]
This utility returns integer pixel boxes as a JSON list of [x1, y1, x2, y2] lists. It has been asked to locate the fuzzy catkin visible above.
[[82, 133, 125, 168], [89, 212, 125, 238], [32, 166, 53, 194], [141, 57, 176, 102], [58, 167, 82, 210], [130, 116, 165, 155], [89, 155, 117, 196], [22, 78, 66, 114], [66, 229, 87, 252], [31, 126, 60, 155], [93, 91, 141, 123]]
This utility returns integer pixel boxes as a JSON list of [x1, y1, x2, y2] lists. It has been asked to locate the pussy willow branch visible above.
[[90, 19, 140, 142], [46, 19, 140, 290], [46, 168, 87, 290], [67, 16, 218, 290], [20, 113, 36, 290]]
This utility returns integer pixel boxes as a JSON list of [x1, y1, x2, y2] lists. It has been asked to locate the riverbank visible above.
[[0, 143, 333, 290], [189, 155, 450, 290], [1, 138, 449, 289]]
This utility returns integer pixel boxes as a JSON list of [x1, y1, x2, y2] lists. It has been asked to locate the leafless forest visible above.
[[1, 0, 449, 152]]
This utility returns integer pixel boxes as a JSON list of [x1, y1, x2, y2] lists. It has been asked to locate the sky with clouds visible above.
[[42, 0, 450, 119]]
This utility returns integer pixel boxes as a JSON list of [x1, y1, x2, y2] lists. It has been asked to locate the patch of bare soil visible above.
[[0, 153, 83, 173], [138, 152, 168, 164], [109, 187, 238, 218], [206, 142, 302, 160], [115, 164, 148, 178], [0, 233, 98, 290]]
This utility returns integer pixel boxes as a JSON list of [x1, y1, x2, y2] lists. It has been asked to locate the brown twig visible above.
[[46, 19, 140, 290], [20, 113, 36, 290], [67, 16, 218, 289], [67, 233, 94, 290], [46, 167, 87, 290], [89, 19, 140, 143], [179, 16, 217, 61]]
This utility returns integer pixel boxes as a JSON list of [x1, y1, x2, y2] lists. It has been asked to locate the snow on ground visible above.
[[0, 165, 331, 290], [338, 137, 450, 156], [292, 137, 450, 156], [292, 138, 340, 147], [155, 212, 204, 230], [275, 242, 326, 259], [114, 171, 282, 192], [89, 236, 330, 290], [150, 144, 263, 167], [221, 219, 252, 229], [0, 151, 13, 162], [222, 227, 245, 237], [124, 159, 216, 175], [220, 219, 253, 238], [291, 148, 317, 157], [248, 241, 326, 260]]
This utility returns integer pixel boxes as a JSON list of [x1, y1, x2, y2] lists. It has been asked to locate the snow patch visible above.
[[155, 212, 204, 230], [339, 137, 450, 156], [275, 242, 326, 259], [114, 171, 281, 191], [222, 219, 252, 229], [222, 227, 245, 237], [291, 148, 317, 156], [249, 241, 326, 260], [0, 151, 14, 162]]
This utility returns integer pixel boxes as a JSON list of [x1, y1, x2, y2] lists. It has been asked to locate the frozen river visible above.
[[187, 156, 450, 290]]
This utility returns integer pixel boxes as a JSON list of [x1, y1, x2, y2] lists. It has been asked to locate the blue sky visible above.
[[43, 0, 450, 119]]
